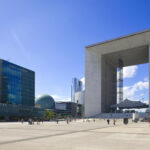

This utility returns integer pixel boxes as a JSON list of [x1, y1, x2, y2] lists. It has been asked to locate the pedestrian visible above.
[[57, 119, 59, 124], [21, 118, 24, 124], [107, 119, 110, 125], [113, 119, 116, 125], [37, 119, 40, 125], [28, 118, 32, 125], [32, 119, 34, 125]]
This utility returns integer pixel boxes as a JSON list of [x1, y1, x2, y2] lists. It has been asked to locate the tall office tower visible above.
[[71, 78, 82, 103], [0, 59, 35, 106]]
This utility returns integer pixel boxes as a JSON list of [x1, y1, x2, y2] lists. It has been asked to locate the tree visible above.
[[44, 110, 54, 120]]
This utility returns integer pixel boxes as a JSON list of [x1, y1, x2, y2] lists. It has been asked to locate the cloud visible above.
[[51, 94, 71, 102], [51, 94, 63, 99], [57, 97, 71, 102], [80, 77, 85, 90], [11, 30, 30, 60], [117, 65, 138, 79], [123, 65, 138, 78], [80, 77, 85, 85], [122, 80, 149, 100]]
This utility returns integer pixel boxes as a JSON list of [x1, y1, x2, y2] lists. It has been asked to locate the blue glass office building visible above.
[[71, 78, 82, 103], [0, 59, 35, 106]]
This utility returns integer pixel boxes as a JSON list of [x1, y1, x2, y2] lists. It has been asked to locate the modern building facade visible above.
[[55, 101, 83, 118], [71, 78, 82, 103], [75, 90, 85, 105], [55, 101, 77, 117], [0, 59, 35, 106], [0, 103, 44, 120], [85, 29, 150, 117]]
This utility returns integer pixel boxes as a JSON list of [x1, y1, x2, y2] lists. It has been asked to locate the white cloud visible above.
[[36, 95, 42, 99], [51, 94, 63, 99], [11, 30, 30, 61], [51, 94, 71, 102], [123, 65, 138, 78], [80, 77, 85, 85], [57, 97, 71, 102], [123, 81, 149, 100], [80, 77, 85, 90], [117, 65, 138, 79]]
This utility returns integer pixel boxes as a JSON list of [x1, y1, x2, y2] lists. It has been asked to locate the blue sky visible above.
[[0, 0, 149, 101]]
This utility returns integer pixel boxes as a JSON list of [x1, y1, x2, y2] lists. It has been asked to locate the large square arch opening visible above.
[[85, 30, 150, 117]]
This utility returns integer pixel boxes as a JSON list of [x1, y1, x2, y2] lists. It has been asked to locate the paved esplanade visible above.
[[0, 120, 150, 150]]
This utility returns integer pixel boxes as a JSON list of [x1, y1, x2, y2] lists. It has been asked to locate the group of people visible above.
[[20, 118, 43, 125], [107, 119, 116, 125]]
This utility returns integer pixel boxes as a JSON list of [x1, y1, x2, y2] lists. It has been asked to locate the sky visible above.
[[0, 0, 149, 102]]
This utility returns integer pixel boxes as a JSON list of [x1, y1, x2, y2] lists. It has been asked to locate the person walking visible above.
[[21, 118, 24, 124], [113, 119, 116, 125], [107, 119, 110, 125]]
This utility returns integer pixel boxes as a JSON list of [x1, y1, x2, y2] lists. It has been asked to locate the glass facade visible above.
[[55, 102, 82, 117], [2, 61, 22, 104], [35, 95, 55, 109], [71, 78, 82, 103], [0, 60, 35, 106], [21, 69, 35, 106]]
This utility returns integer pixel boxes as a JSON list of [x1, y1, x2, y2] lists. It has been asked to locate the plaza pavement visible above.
[[0, 119, 150, 150]]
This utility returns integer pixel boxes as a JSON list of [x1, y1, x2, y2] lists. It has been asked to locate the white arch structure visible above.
[[85, 29, 150, 117]]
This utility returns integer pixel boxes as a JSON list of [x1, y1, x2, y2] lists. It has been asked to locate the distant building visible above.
[[55, 101, 77, 117], [71, 78, 82, 103], [75, 90, 85, 105], [0, 59, 35, 106], [35, 95, 55, 110], [55, 101, 83, 117]]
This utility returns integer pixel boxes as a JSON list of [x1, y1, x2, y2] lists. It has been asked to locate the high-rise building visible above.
[[71, 78, 82, 103], [0, 59, 35, 106]]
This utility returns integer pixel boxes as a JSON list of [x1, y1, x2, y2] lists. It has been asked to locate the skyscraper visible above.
[[71, 78, 82, 103], [0, 59, 35, 106]]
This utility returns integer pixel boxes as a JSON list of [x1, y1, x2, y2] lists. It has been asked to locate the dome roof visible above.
[[35, 95, 55, 109]]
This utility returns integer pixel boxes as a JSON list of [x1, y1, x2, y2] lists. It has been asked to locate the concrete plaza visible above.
[[0, 119, 150, 150]]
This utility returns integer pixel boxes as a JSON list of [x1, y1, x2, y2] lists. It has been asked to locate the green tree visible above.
[[44, 110, 54, 120]]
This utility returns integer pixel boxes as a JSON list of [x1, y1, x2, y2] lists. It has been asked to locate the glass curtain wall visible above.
[[2, 61, 21, 104]]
